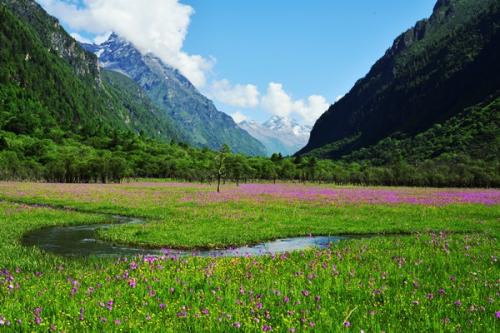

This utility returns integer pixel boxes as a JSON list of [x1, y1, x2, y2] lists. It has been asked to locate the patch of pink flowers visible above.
[[181, 184, 500, 206]]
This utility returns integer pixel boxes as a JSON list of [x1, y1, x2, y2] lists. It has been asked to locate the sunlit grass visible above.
[[0, 181, 498, 331]]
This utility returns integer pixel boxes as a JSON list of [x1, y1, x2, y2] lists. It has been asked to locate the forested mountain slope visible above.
[[0, 0, 180, 141], [300, 0, 500, 161], [82, 34, 267, 156]]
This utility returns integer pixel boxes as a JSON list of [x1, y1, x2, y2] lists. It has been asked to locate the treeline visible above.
[[0, 129, 498, 187]]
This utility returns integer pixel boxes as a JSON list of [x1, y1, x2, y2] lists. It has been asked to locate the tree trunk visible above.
[[217, 173, 221, 193]]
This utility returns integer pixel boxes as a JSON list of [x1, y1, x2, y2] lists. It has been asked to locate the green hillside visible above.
[[343, 95, 500, 165], [300, 0, 500, 163], [0, 0, 179, 140]]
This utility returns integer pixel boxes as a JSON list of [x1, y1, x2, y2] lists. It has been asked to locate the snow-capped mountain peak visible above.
[[80, 33, 267, 156], [262, 116, 311, 137], [238, 116, 311, 156]]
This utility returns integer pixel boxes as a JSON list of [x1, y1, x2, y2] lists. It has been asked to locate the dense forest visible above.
[[1, 126, 498, 187]]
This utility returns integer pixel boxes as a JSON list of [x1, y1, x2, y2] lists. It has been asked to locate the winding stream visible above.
[[22, 215, 351, 258]]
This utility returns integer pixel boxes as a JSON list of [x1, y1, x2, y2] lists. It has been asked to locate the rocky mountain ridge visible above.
[[82, 33, 267, 156]]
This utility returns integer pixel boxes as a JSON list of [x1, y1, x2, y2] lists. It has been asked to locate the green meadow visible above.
[[0, 181, 498, 332]]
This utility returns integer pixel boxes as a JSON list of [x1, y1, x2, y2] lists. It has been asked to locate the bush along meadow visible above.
[[0, 182, 498, 332]]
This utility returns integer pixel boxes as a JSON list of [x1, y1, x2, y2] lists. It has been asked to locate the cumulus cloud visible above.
[[207, 79, 260, 108], [70, 32, 92, 44], [38, 0, 213, 87], [261, 83, 329, 124], [230, 111, 248, 124]]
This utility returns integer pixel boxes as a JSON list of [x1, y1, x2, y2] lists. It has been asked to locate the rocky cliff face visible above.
[[300, 0, 500, 158], [1, 0, 100, 84], [82, 33, 266, 156]]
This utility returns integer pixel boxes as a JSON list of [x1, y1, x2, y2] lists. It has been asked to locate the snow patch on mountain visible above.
[[238, 116, 311, 156]]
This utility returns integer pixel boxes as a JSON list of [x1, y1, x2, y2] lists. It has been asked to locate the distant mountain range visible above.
[[238, 116, 311, 156], [81, 33, 266, 156], [299, 0, 500, 165]]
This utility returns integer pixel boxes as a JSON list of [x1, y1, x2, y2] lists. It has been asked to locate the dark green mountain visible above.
[[299, 0, 500, 161], [313, 95, 499, 165], [0, 0, 179, 141]]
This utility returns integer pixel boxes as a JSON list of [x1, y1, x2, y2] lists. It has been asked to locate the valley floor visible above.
[[0, 181, 498, 332]]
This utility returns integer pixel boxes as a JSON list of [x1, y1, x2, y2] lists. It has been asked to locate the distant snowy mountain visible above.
[[239, 116, 311, 156], [262, 116, 311, 137], [81, 33, 266, 156]]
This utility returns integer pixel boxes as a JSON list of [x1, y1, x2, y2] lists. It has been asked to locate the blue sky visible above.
[[38, 0, 436, 125]]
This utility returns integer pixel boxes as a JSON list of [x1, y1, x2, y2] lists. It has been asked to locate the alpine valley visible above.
[[0, 0, 498, 187], [0, 1, 499, 331]]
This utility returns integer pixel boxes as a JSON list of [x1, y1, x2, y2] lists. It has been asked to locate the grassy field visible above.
[[0, 181, 498, 332]]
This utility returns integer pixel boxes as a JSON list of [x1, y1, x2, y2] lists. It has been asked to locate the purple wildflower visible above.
[[263, 324, 272, 331]]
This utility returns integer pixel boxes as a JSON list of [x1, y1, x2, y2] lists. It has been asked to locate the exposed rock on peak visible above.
[[82, 33, 266, 156]]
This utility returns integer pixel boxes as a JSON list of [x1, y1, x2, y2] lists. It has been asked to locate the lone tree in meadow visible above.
[[215, 144, 230, 192]]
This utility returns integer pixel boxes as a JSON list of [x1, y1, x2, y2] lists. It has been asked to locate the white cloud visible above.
[[230, 111, 248, 124], [93, 32, 112, 45], [70, 32, 92, 44], [38, 0, 213, 87], [335, 94, 344, 102], [208, 79, 260, 108], [261, 83, 293, 118], [294, 95, 330, 123], [261, 83, 329, 125]]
